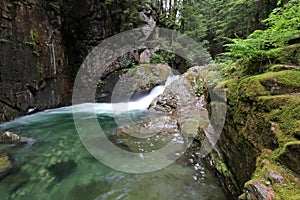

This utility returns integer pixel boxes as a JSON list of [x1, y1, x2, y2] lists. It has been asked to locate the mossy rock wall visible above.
[[210, 69, 300, 199]]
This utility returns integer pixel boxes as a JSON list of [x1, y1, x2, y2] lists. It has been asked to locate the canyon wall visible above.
[[0, 0, 70, 121], [206, 67, 300, 199], [0, 0, 139, 121]]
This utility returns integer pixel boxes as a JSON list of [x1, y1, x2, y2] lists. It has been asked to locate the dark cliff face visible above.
[[0, 0, 139, 122], [0, 0, 70, 121], [61, 0, 144, 82]]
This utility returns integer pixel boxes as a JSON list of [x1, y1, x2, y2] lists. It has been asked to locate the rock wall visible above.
[[0, 0, 70, 121], [0, 0, 148, 122], [207, 67, 300, 199]]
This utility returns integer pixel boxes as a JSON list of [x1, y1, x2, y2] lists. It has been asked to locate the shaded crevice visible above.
[[0, 98, 24, 113]]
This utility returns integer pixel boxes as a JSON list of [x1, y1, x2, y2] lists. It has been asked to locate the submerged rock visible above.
[[110, 115, 182, 153], [47, 160, 77, 181], [0, 154, 13, 180]]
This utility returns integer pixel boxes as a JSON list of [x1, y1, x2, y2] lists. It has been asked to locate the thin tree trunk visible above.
[[255, 0, 260, 30]]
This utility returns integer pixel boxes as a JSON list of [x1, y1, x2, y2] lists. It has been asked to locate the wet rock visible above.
[[269, 171, 284, 185], [0, 154, 13, 180], [150, 67, 211, 142], [140, 49, 155, 64], [0, 131, 34, 145], [114, 115, 179, 138], [245, 182, 274, 200]]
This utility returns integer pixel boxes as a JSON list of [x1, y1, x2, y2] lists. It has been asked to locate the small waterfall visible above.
[[103, 85, 165, 112], [12, 76, 179, 118], [129, 85, 165, 110], [41, 85, 166, 115]]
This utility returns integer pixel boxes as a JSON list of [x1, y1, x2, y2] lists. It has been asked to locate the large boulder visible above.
[[210, 69, 300, 199], [110, 66, 216, 155]]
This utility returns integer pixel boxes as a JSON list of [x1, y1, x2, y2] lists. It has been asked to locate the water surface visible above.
[[0, 104, 230, 200]]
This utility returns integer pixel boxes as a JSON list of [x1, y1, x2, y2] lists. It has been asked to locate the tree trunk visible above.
[[255, 0, 260, 30]]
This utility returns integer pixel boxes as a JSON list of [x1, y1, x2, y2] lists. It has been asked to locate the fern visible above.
[[221, 0, 300, 74]]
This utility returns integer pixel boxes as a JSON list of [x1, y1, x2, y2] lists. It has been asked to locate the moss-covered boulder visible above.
[[275, 141, 300, 174], [208, 69, 300, 199]]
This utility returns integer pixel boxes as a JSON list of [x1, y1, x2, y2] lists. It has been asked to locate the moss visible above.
[[256, 95, 294, 112], [274, 141, 300, 174], [238, 70, 300, 100], [210, 152, 239, 192], [270, 97, 300, 138], [247, 154, 300, 200], [209, 69, 300, 198], [272, 44, 300, 66], [238, 193, 246, 200], [262, 70, 300, 87], [270, 64, 300, 72], [239, 77, 270, 100], [220, 78, 240, 105], [0, 38, 11, 43]]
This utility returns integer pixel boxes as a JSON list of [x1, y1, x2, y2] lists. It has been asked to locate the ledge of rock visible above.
[[0, 131, 35, 145]]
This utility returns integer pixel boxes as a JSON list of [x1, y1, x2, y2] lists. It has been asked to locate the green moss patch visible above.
[[270, 97, 300, 139], [246, 152, 300, 200], [274, 141, 300, 174], [256, 95, 294, 112], [211, 69, 300, 198], [238, 70, 300, 100]]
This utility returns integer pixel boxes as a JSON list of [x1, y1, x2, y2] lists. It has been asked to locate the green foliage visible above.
[[0, 38, 10, 43], [221, 0, 300, 74], [150, 54, 164, 64], [196, 79, 203, 97], [263, 0, 300, 46], [49, 2, 60, 13], [30, 28, 39, 44], [24, 41, 37, 47], [33, 50, 40, 57], [180, 3, 207, 42], [265, 180, 271, 185], [104, 0, 114, 5], [24, 28, 41, 57], [148, 74, 155, 84]]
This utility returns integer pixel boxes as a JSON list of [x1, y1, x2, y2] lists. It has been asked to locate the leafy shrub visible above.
[[221, 0, 300, 74], [150, 54, 164, 64]]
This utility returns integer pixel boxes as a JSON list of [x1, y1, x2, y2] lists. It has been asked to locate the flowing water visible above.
[[0, 86, 230, 200]]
